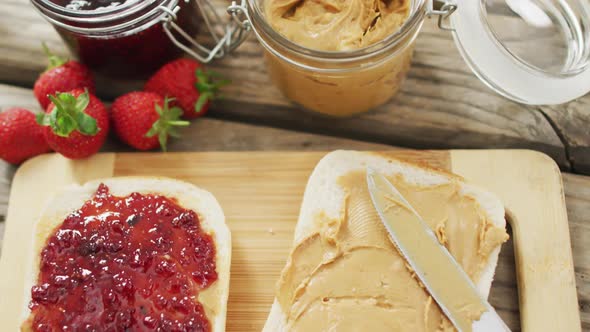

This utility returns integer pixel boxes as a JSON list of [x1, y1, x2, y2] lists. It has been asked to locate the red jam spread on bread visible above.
[[29, 184, 217, 331]]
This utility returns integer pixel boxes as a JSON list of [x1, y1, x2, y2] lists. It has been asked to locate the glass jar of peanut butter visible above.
[[225, 0, 590, 116], [241, 0, 423, 116]]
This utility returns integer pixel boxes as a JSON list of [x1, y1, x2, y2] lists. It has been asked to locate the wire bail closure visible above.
[[227, 0, 252, 31], [427, 0, 457, 31], [159, 0, 251, 63], [159, 0, 455, 61]]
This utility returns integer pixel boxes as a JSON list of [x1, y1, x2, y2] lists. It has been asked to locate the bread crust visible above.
[[263, 150, 507, 331], [21, 177, 231, 332]]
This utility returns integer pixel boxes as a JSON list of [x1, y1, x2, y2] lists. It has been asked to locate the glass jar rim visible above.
[[30, 0, 175, 33], [246, 0, 427, 62], [34, 0, 147, 17]]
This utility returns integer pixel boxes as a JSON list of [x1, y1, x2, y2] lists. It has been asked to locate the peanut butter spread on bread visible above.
[[276, 171, 508, 331]]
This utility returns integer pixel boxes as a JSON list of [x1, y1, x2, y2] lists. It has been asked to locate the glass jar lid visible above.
[[447, 0, 590, 105]]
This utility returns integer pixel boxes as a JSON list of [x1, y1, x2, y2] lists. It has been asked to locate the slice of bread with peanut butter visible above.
[[263, 150, 509, 331]]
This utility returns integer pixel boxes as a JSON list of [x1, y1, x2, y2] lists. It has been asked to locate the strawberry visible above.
[[34, 43, 95, 110], [111, 91, 189, 151], [0, 108, 51, 164], [144, 58, 230, 119], [37, 89, 109, 159]]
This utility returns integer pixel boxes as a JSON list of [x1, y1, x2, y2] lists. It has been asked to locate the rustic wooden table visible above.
[[0, 0, 588, 330]]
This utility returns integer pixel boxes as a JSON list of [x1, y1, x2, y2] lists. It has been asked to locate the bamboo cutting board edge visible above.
[[451, 150, 580, 332], [0, 150, 580, 332]]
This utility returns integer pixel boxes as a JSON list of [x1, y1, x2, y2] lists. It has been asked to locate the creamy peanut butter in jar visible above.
[[245, 0, 424, 116], [228, 0, 590, 111]]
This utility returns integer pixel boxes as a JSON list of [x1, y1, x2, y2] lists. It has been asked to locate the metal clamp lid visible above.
[[158, 0, 251, 63], [427, 0, 457, 31]]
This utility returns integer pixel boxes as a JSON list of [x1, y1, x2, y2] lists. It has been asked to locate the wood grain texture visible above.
[[564, 173, 590, 331], [540, 102, 590, 174], [0, 0, 585, 172], [0, 151, 584, 332], [452, 150, 580, 332]]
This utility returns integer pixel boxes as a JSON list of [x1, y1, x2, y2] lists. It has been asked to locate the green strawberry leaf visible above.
[[48, 94, 64, 112], [36, 112, 51, 126], [49, 108, 60, 133], [155, 103, 164, 117], [169, 106, 182, 119], [76, 112, 98, 136], [158, 132, 168, 152], [42, 42, 67, 71], [38, 90, 99, 138], [145, 97, 190, 151], [167, 121, 190, 126], [54, 112, 77, 137], [58, 92, 77, 106], [75, 92, 90, 112], [146, 126, 158, 138], [195, 92, 212, 114], [167, 128, 181, 138], [193, 69, 231, 114], [195, 69, 209, 84], [195, 81, 210, 92]]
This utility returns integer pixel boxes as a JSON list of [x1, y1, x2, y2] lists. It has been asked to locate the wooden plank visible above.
[[0, 0, 576, 171], [540, 102, 590, 175]]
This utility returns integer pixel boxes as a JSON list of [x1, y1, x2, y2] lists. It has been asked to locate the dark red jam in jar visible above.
[[28, 184, 217, 331], [31, 0, 201, 78]]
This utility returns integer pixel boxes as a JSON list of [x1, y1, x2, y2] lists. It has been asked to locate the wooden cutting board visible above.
[[0, 150, 580, 331]]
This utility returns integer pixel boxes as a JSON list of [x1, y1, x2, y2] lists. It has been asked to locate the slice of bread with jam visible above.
[[21, 177, 231, 332]]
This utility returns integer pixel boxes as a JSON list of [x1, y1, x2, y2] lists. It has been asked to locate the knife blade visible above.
[[366, 168, 511, 332]]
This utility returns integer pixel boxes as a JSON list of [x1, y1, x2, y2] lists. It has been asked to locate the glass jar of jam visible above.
[[227, 0, 590, 116], [31, 0, 204, 78]]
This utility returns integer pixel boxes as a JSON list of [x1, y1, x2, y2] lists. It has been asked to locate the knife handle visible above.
[[472, 308, 511, 332]]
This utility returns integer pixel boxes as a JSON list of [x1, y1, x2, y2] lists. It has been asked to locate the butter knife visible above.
[[366, 168, 511, 332]]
